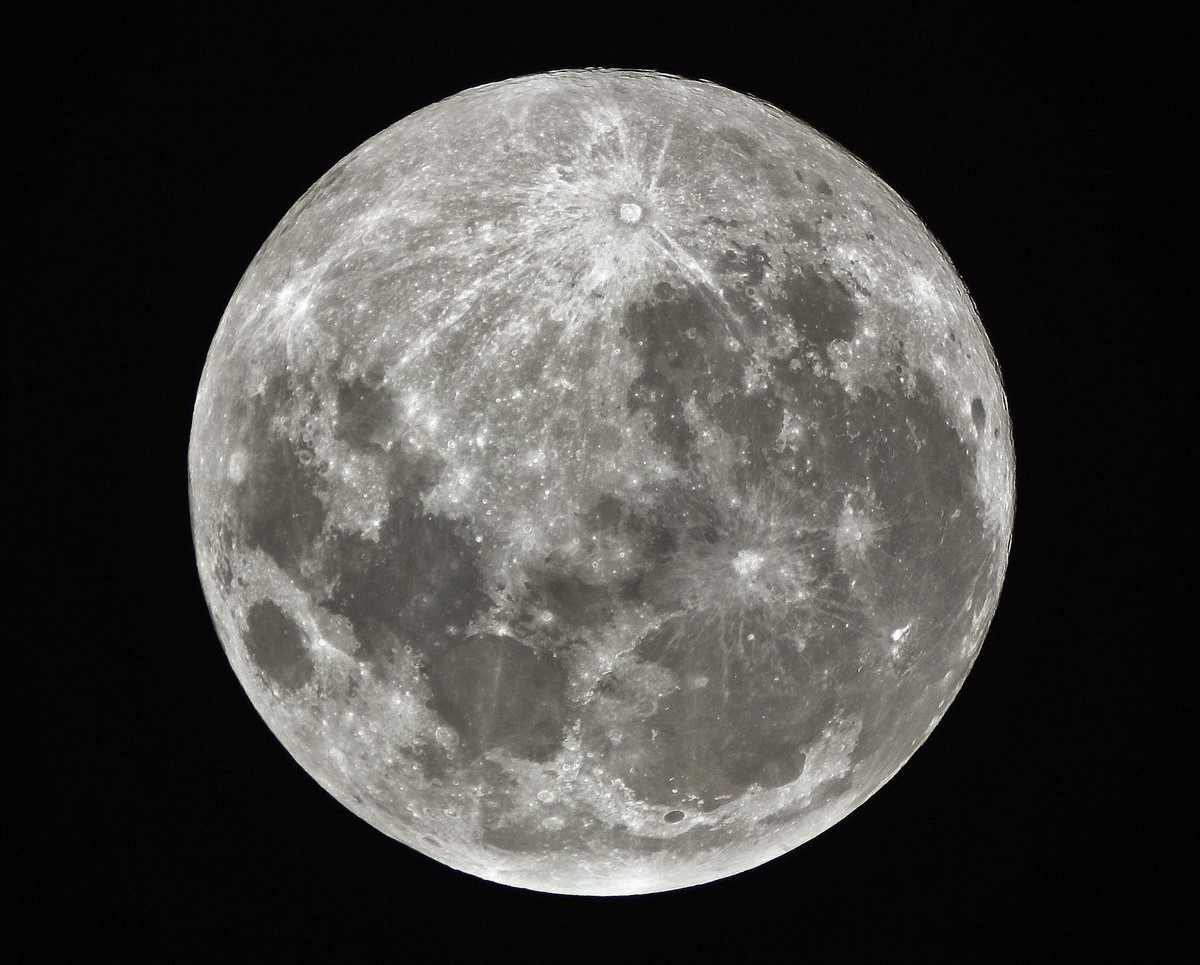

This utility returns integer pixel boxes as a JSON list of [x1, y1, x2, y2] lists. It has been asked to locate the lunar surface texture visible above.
[[189, 69, 1015, 895]]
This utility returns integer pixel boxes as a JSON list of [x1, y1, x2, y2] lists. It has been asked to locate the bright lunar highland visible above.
[[189, 70, 1015, 895]]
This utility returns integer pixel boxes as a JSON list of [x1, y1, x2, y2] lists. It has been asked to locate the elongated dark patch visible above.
[[236, 376, 326, 575], [244, 599, 313, 692]]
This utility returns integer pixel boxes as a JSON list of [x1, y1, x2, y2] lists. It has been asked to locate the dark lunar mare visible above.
[[235, 375, 327, 575], [224, 256, 993, 814], [553, 261, 996, 819], [243, 599, 314, 692], [229, 369, 494, 690], [425, 632, 570, 762]]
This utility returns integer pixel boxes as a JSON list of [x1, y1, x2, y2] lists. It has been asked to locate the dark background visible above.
[[20, 5, 1194, 959]]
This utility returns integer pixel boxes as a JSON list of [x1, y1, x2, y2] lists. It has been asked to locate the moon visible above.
[[189, 69, 1014, 895]]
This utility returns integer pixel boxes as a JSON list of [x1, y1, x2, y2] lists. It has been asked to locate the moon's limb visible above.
[[189, 69, 1014, 895]]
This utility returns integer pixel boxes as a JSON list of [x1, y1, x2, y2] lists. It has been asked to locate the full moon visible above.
[[189, 70, 1014, 895]]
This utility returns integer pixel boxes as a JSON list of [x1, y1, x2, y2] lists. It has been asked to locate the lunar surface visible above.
[[189, 69, 1015, 895]]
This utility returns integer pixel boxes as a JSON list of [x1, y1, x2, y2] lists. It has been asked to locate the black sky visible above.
[[18, 6, 1195, 959]]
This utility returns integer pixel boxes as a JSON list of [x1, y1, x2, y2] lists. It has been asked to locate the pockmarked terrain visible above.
[[189, 69, 1014, 894]]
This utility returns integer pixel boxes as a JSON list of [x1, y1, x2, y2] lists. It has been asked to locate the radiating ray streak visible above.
[[390, 252, 557, 373], [350, 183, 592, 282], [543, 249, 657, 363], [383, 222, 525, 267], [646, 126, 675, 191], [839, 535, 926, 601], [324, 146, 662, 381], [538, 301, 609, 369], [510, 166, 603, 211], [643, 544, 845, 669], [646, 227, 755, 355], [465, 253, 627, 373], [841, 513, 944, 573], [580, 105, 627, 173], [802, 594, 859, 627], [848, 563, 897, 607], [854, 536, 905, 567], [595, 101, 634, 169]]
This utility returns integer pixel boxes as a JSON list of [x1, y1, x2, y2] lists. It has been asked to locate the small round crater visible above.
[[827, 338, 852, 365], [619, 202, 642, 224], [664, 809, 686, 823]]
